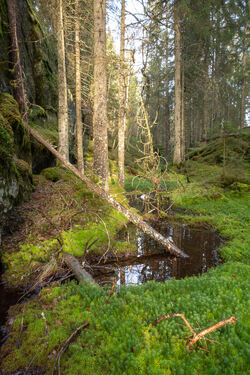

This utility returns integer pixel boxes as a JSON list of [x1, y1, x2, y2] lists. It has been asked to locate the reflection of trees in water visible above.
[[110, 224, 221, 286]]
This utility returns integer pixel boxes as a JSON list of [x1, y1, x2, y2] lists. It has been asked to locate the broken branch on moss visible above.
[[154, 313, 237, 350]]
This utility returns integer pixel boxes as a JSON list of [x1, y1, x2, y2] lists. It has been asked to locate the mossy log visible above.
[[26, 125, 188, 258], [63, 252, 97, 285]]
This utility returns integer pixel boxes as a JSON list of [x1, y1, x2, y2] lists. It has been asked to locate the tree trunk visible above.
[[57, 0, 69, 161], [63, 252, 96, 285], [240, 26, 247, 128], [118, 0, 126, 187], [181, 40, 185, 160], [165, 7, 170, 161], [173, 1, 182, 164], [93, 0, 109, 191], [75, 0, 84, 172], [202, 58, 209, 141], [25, 125, 188, 259], [6, 0, 26, 119]]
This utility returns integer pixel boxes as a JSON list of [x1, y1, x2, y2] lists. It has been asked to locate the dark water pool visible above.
[[91, 222, 222, 286]]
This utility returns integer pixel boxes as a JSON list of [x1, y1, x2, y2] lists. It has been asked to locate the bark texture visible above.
[[173, 1, 182, 164], [93, 0, 109, 191], [63, 252, 96, 285], [118, 0, 126, 187], [75, 0, 84, 172], [25, 124, 189, 259], [6, 0, 26, 118], [57, 0, 69, 160]]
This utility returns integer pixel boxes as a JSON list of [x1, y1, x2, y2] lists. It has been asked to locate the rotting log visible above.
[[26, 125, 188, 258], [63, 252, 97, 285]]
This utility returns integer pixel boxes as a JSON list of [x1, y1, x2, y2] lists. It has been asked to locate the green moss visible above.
[[1, 261, 249, 375], [29, 104, 47, 121], [2, 238, 60, 287], [0, 114, 14, 164], [41, 167, 62, 182]]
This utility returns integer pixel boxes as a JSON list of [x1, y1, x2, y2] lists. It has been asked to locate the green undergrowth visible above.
[[1, 262, 249, 375], [3, 167, 136, 286], [170, 188, 250, 264]]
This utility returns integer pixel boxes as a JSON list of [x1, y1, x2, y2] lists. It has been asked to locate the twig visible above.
[[154, 313, 195, 334], [110, 275, 119, 296], [16, 308, 25, 348], [188, 316, 237, 349], [154, 313, 237, 351], [52, 322, 89, 375]]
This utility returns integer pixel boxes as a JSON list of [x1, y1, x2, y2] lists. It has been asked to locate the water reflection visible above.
[[92, 222, 222, 286]]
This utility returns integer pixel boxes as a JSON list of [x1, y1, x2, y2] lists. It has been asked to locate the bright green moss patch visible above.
[[41, 166, 62, 181], [1, 262, 249, 375], [2, 238, 60, 287]]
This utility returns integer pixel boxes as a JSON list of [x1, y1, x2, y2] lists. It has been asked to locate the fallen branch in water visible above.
[[25, 125, 188, 259], [63, 252, 97, 285], [154, 313, 237, 350], [52, 322, 89, 375]]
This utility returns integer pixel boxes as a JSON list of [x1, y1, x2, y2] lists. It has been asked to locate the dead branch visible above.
[[154, 313, 237, 351], [52, 322, 89, 375], [63, 252, 97, 285], [154, 313, 195, 334], [188, 316, 237, 349], [110, 275, 119, 296]]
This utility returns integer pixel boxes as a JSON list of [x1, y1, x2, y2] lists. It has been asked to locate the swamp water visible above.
[[90, 221, 222, 286]]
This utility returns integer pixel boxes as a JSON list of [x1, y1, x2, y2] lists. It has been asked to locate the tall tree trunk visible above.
[[93, 0, 109, 191], [181, 39, 185, 159], [173, 1, 182, 164], [165, 7, 170, 161], [6, 0, 26, 119], [75, 0, 84, 172], [57, 0, 69, 160], [240, 26, 247, 128], [202, 57, 209, 140], [118, 0, 126, 187]]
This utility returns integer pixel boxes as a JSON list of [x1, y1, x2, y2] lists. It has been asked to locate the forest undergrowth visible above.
[[0, 134, 249, 375]]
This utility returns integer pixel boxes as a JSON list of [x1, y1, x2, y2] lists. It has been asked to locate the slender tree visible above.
[[118, 0, 126, 187], [6, 0, 27, 119], [57, 0, 69, 160], [93, 0, 109, 191], [75, 0, 84, 172], [173, 0, 182, 164]]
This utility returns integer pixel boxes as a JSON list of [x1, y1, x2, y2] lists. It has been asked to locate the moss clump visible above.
[[41, 167, 62, 182], [2, 238, 59, 287], [0, 113, 14, 165]]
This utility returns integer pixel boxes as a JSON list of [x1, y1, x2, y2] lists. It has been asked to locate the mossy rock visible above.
[[41, 167, 62, 182]]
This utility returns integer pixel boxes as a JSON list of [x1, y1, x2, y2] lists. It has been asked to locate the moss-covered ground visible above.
[[0, 134, 249, 374]]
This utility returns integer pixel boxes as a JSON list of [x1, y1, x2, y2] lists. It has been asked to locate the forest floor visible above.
[[0, 134, 249, 375]]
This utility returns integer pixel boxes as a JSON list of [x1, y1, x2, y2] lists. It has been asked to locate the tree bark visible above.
[[57, 0, 69, 161], [6, 0, 26, 119], [240, 26, 247, 128], [93, 0, 109, 191], [25, 125, 188, 259], [118, 0, 126, 187], [75, 0, 84, 172], [165, 8, 170, 161], [181, 39, 185, 160], [173, 1, 182, 164], [63, 252, 96, 285]]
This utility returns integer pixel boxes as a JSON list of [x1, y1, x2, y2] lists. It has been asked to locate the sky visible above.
[[107, 0, 145, 74]]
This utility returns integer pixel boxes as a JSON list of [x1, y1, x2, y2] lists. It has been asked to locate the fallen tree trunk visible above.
[[63, 252, 97, 285], [26, 125, 188, 258]]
